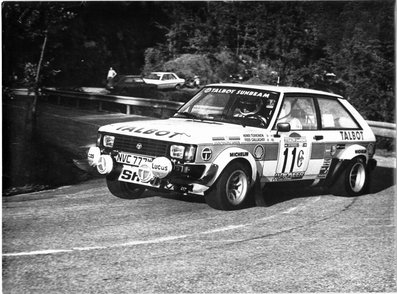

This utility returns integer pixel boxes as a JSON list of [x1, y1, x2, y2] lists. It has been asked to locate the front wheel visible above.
[[106, 178, 146, 199], [205, 162, 252, 210]]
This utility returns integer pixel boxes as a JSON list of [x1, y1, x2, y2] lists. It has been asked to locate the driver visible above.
[[235, 97, 263, 117]]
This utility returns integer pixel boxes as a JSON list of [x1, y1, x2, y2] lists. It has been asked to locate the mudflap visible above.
[[254, 174, 271, 207]]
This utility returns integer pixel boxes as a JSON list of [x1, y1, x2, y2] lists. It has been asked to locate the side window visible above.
[[164, 74, 175, 80], [276, 97, 317, 130], [317, 98, 359, 129]]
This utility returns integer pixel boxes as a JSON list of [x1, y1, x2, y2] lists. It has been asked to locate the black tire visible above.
[[106, 178, 146, 199], [175, 84, 182, 90], [205, 162, 252, 210], [335, 158, 369, 196]]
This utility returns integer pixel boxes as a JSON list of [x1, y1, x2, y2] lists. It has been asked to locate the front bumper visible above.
[[87, 147, 219, 195]]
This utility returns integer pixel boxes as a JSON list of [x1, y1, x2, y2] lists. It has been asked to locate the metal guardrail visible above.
[[366, 120, 396, 138], [11, 88, 396, 138], [41, 88, 184, 118]]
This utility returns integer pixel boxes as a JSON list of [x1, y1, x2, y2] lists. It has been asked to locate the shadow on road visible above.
[[371, 166, 395, 193], [263, 165, 395, 206], [149, 165, 396, 208]]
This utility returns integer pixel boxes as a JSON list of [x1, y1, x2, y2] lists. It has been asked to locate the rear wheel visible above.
[[205, 162, 252, 210], [106, 178, 146, 199], [335, 158, 369, 196]]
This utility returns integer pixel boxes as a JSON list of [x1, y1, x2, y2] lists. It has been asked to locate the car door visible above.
[[163, 73, 177, 88], [267, 95, 325, 182]]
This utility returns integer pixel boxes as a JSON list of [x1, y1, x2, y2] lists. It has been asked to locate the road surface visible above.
[[2, 158, 396, 293]]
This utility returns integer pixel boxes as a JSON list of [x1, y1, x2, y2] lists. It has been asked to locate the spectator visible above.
[[107, 67, 117, 82]]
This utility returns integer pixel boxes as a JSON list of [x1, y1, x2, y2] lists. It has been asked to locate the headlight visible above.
[[184, 146, 196, 162], [103, 135, 115, 148], [170, 145, 185, 159], [170, 145, 196, 162]]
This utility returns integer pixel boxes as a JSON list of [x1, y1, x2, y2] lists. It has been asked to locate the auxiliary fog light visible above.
[[152, 157, 173, 179], [97, 155, 113, 174], [138, 163, 153, 183], [88, 147, 101, 166]]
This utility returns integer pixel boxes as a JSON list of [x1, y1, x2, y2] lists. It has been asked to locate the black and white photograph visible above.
[[2, 1, 396, 292]]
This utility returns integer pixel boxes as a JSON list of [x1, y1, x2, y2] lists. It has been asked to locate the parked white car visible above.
[[88, 84, 377, 210], [143, 72, 185, 89]]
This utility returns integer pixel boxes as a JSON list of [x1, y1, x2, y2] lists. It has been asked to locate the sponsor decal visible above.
[[201, 147, 212, 161], [212, 137, 225, 141], [317, 158, 332, 179], [276, 136, 309, 175], [204, 88, 237, 94], [115, 126, 190, 139], [355, 149, 367, 154], [284, 136, 307, 147], [228, 136, 240, 141], [120, 168, 141, 182], [235, 89, 270, 98], [230, 152, 249, 157], [253, 145, 265, 159], [272, 171, 305, 181], [203, 87, 271, 98], [339, 131, 364, 141], [119, 165, 160, 187]]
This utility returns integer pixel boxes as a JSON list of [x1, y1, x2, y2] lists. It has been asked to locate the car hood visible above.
[[99, 118, 266, 144]]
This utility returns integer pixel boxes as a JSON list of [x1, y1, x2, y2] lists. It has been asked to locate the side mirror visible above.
[[275, 122, 290, 137]]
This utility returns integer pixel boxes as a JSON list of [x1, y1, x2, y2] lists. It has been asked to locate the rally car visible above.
[[88, 84, 377, 210]]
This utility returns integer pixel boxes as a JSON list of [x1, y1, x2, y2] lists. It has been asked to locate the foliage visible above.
[[2, 2, 76, 88], [2, 1, 395, 122]]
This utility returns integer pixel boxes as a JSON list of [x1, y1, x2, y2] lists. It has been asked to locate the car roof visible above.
[[150, 72, 175, 75], [206, 83, 343, 99]]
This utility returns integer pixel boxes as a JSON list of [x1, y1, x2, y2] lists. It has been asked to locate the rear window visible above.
[[317, 98, 360, 129]]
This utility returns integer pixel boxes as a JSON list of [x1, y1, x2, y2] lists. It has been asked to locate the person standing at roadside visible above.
[[107, 67, 117, 82]]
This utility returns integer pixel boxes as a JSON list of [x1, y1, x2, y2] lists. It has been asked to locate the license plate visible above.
[[115, 152, 153, 166], [118, 165, 159, 187]]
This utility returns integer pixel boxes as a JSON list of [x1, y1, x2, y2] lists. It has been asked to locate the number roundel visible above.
[[282, 147, 305, 173]]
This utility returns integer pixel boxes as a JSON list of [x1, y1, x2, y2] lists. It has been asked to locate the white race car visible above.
[[143, 72, 185, 90], [88, 84, 377, 210]]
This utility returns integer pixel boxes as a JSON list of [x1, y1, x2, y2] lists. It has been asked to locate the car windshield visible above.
[[174, 86, 280, 128]]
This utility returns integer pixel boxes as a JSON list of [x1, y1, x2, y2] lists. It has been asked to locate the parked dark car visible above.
[[107, 75, 157, 98]]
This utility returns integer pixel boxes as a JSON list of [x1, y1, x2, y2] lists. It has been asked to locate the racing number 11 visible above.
[[281, 147, 305, 173]]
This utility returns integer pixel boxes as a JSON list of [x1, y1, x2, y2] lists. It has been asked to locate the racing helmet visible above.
[[237, 97, 263, 116]]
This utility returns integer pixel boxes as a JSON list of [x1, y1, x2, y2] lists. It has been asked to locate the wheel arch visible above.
[[210, 147, 258, 187], [325, 154, 367, 187], [337, 144, 369, 162]]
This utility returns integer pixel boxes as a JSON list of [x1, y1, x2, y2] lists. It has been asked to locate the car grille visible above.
[[112, 134, 169, 157]]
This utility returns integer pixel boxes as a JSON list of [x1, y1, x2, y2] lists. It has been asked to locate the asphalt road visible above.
[[2, 159, 396, 293]]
